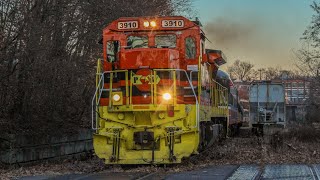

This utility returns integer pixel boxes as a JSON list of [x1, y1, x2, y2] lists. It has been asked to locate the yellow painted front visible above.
[[93, 104, 199, 164]]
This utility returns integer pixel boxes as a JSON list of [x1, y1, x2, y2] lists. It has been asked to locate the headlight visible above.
[[150, 21, 156, 27], [113, 94, 121, 102], [143, 21, 150, 27], [162, 93, 172, 100]]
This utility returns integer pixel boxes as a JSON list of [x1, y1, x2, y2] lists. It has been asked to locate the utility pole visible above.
[[258, 69, 263, 80]]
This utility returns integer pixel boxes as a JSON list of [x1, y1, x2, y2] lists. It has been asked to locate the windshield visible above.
[[155, 34, 176, 48], [127, 35, 148, 48]]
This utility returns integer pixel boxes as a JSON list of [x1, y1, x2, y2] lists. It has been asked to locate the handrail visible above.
[[92, 68, 200, 131], [92, 74, 105, 131], [92, 59, 103, 131], [211, 78, 228, 107], [92, 69, 129, 131], [153, 69, 199, 129]]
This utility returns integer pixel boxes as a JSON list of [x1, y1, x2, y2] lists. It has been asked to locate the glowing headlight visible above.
[[150, 21, 156, 27], [162, 93, 172, 100], [143, 21, 150, 27], [113, 94, 121, 102]]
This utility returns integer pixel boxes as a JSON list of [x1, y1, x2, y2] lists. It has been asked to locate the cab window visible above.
[[185, 37, 196, 59], [155, 34, 176, 48], [106, 41, 120, 62], [127, 35, 148, 48]]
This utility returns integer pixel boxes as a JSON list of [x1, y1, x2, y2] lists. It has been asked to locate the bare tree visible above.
[[0, 0, 194, 136], [295, 1, 320, 122], [298, 1, 320, 77], [227, 60, 256, 81], [261, 67, 283, 80], [294, 48, 320, 77]]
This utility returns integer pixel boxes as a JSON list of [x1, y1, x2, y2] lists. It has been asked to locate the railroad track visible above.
[[136, 172, 158, 180]]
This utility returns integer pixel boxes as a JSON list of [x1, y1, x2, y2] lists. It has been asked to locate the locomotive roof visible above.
[[103, 16, 200, 32]]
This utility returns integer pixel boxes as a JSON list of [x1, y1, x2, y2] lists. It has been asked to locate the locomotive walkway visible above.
[[19, 164, 320, 179]]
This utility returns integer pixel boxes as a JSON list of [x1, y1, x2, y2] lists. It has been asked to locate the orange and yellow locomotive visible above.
[[92, 16, 232, 164]]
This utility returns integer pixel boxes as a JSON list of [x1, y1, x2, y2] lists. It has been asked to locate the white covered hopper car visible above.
[[249, 81, 286, 132]]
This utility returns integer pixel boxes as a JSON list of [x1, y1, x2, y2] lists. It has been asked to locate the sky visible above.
[[192, 0, 315, 69]]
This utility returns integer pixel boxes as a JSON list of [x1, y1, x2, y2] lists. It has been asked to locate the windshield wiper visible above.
[[156, 45, 175, 48]]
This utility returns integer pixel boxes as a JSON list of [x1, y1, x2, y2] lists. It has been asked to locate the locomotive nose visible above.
[[120, 49, 180, 69]]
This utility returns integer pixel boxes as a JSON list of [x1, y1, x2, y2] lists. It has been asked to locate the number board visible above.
[[118, 21, 138, 30], [161, 20, 184, 28]]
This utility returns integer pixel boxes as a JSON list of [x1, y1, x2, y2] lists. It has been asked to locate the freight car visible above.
[[216, 70, 244, 135], [249, 81, 286, 134], [92, 16, 231, 164]]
